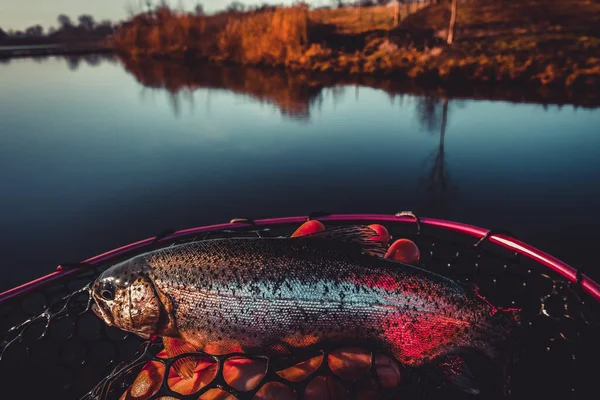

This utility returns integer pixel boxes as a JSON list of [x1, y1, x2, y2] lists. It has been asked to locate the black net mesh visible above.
[[1, 218, 598, 400]]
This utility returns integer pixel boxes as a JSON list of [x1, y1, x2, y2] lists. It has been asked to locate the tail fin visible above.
[[493, 306, 522, 338], [438, 355, 481, 395], [438, 307, 521, 397], [496, 306, 521, 324], [476, 306, 522, 363]]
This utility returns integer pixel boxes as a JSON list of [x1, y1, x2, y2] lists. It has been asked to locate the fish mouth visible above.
[[91, 301, 152, 339], [91, 300, 114, 327]]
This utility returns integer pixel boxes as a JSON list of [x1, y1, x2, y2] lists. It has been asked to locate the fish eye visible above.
[[100, 281, 116, 301]]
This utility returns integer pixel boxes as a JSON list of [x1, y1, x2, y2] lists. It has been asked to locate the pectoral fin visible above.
[[163, 337, 198, 380], [439, 355, 480, 395]]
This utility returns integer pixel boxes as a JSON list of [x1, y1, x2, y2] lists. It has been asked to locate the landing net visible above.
[[1, 217, 598, 399]]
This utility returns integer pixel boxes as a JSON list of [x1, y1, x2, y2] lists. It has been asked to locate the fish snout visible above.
[[91, 300, 114, 326]]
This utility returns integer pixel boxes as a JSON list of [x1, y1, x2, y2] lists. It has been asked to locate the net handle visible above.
[[2, 213, 599, 303]]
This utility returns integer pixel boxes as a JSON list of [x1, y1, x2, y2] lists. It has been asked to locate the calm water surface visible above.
[[1, 56, 599, 291]]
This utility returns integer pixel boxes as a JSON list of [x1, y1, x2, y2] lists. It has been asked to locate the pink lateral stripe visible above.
[[1, 214, 599, 303]]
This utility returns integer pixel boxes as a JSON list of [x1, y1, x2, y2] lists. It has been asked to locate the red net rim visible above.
[[2, 213, 599, 303]]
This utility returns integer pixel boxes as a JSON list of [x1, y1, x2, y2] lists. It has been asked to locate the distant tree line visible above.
[[53, 14, 114, 37], [0, 14, 115, 41]]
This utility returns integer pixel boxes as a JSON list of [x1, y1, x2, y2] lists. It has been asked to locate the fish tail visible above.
[[444, 309, 521, 396], [468, 304, 521, 364], [471, 287, 522, 358], [483, 308, 523, 396], [492, 306, 522, 338], [496, 306, 522, 324]]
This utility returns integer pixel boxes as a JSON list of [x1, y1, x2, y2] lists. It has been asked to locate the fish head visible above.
[[91, 257, 162, 339]]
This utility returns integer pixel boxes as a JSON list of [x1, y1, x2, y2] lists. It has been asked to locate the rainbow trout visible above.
[[91, 226, 518, 394]]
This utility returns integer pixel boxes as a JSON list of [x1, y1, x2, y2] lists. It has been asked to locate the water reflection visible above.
[[116, 57, 600, 121], [0, 53, 117, 69], [119, 58, 437, 121], [421, 98, 453, 215], [416, 95, 445, 133], [119, 58, 326, 120]]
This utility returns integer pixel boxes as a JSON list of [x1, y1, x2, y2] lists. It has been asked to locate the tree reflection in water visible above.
[[118, 58, 325, 121], [417, 96, 454, 217]]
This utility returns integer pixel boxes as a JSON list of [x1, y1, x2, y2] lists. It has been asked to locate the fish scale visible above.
[[144, 237, 489, 359]]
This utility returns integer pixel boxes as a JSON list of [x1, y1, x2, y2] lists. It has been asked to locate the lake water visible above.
[[1, 55, 599, 292]]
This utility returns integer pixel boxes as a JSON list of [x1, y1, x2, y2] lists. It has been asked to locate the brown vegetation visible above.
[[112, 0, 600, 91]]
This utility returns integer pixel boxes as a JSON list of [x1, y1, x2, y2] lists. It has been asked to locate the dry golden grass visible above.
[[216, 7, 309, 65], [310, 6, 395, 34], [310, 4, 428, 34]]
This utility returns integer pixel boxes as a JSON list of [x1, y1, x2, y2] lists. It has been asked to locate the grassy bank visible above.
[[113, 0, 600, 90]]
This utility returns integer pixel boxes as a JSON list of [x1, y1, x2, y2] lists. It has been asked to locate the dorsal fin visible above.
[[293, 225, 387, 258]]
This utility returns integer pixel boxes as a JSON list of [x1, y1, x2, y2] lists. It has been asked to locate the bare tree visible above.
[[226, 1, 246, 12], [295, 1, 310, 9], [376, 0, 392, 5], [145, 0, 155, 13], [25, 25, 44, 36], [447, 0, 457, 44], [78, 14, 96, 31], [57, 14, 73, 28], [194, 3, 205, 15]]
